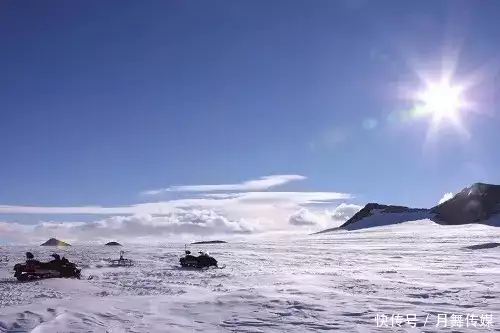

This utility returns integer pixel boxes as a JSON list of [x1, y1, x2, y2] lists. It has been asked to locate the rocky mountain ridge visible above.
[[315, 182, 500, 234]]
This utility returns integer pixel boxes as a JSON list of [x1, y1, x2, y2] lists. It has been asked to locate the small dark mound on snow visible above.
[[463, 242, 500, 250], [40, 238, 71, 246], [105, 241, 122, 246], [191, 240, 227, 244]]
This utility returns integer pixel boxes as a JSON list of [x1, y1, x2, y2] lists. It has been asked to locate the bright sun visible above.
[[416, 80, 465, 122], [411, 76, 471, 145]]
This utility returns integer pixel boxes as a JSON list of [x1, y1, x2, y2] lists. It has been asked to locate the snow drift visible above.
[[1, 222, 500, 332]]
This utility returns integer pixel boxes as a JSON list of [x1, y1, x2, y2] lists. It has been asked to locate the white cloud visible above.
[[0, 192, 351, 216], [202, 191, 351, 204], [288, 208, 320, 226], [142, 174, 306, 195], [288, 203, 363, 229], [438, 192, 454, 205], [328, 203, 363, 223]]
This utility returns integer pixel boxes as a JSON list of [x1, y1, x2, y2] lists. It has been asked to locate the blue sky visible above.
[[1, 0, 499, 242]]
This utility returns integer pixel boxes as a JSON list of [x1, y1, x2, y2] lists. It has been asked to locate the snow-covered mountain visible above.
[[315, 203, 432, 233], [316, 182, 500, 233]]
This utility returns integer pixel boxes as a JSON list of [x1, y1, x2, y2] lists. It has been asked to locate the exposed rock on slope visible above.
[[40, 238, 71, 246], [339, 203, 429, 230], [313, 204, 430, 234], [431, 183, 500, 226]]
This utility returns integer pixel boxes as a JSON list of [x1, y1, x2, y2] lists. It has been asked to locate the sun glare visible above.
[[417, 80, 464, 122], [397, 50, 489, 147], [409, 75, 472, 147]]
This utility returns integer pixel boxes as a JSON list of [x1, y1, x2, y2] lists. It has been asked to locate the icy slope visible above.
[[341, 209, 434, 231], [1, 221, 500, 332], [315, 203, 433, 234]]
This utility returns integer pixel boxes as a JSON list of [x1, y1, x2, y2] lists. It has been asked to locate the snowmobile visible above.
[[179, 250, 225, 269], [13, 253, 82, 281], [108, 250, 133, 267]]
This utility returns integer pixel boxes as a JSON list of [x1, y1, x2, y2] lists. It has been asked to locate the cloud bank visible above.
[[0, 209, 257, 244], [0, 191, 351, 216], [0, 174, 359, 243]]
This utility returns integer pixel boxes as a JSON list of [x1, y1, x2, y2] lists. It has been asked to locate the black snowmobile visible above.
[[179, 250, 224, 269], [13, 252, 82, 281]]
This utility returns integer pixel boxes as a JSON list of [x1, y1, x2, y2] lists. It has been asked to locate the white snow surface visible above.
[[1, 220, 500, 332]]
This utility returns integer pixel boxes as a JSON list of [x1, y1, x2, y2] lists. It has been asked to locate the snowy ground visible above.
[[1, 220, 500, 332]]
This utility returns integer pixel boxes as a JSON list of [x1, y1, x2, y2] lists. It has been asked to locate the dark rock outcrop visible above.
[[40, 238, 71, 246], [463, 242, 500, 250], [105, 241, 122, 246], [191, 240, 227, 244], [431, 183, 500, 225], [315, 182, 500, 234]]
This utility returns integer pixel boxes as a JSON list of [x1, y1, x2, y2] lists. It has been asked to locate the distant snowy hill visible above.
[[315, 182, 500, 233]]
